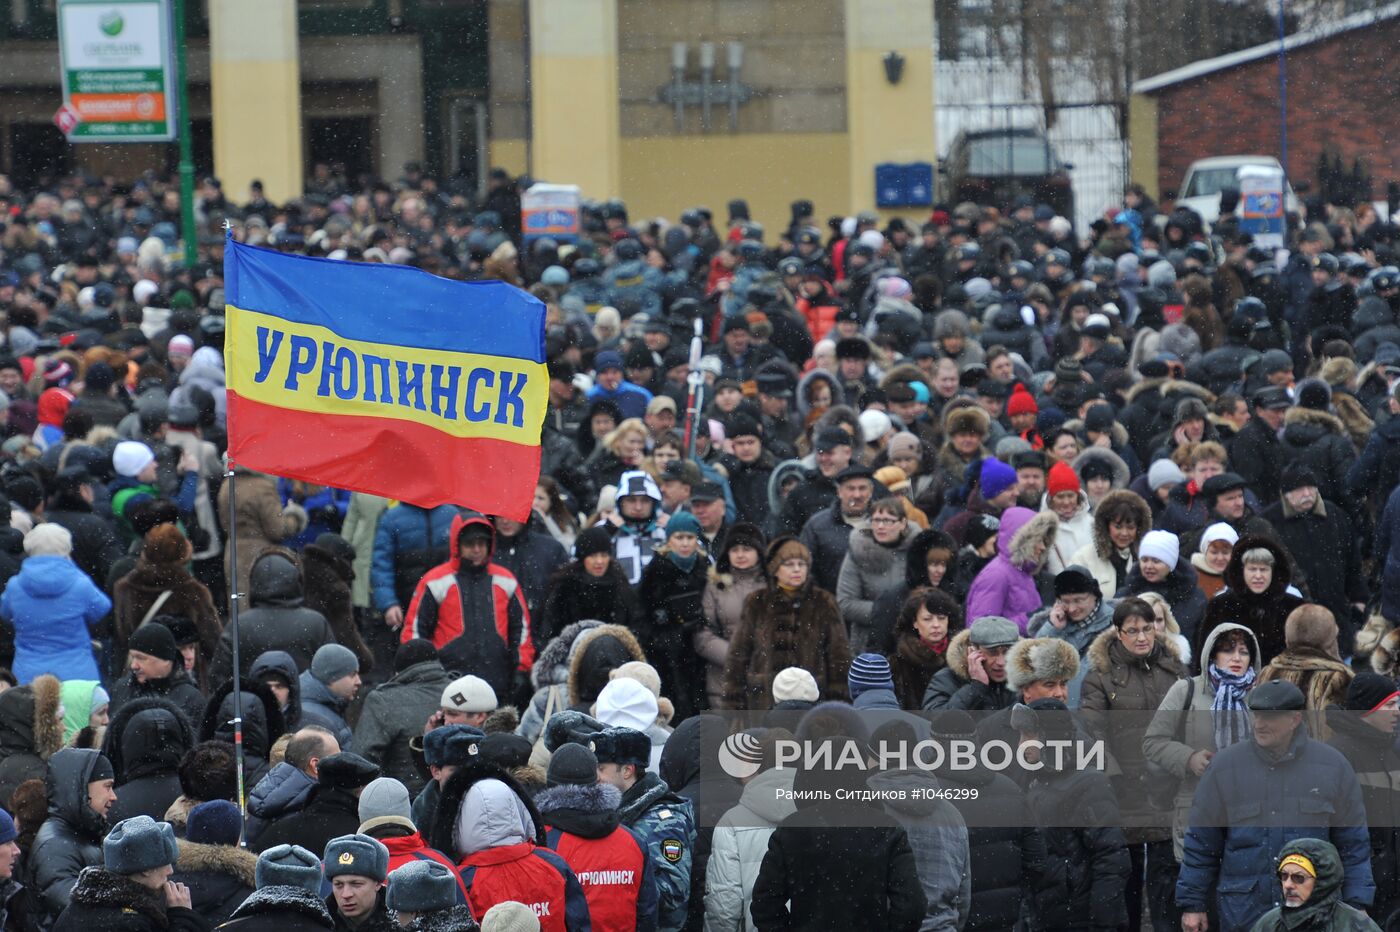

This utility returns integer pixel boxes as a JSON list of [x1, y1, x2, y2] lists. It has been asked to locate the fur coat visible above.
[[722, 580, 852, 712]]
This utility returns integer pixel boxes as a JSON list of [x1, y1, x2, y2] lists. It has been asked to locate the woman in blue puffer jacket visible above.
[[0, 523, 111, 683]]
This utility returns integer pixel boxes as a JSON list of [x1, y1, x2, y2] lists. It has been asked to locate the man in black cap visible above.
[[1262, 463, 1367, 654], [800, 464, 876, 594], [1229, 386, 1290, 504], [777, 427, 853, 535], [407, 724, 485, 828], [754, 361, 801, 456], [719, 413, 777, 526], [1177, 680, 1374, 932], [1178, 472, 1278, 556], [834, 337, 875, 402], [713, 316, 776, 383], [687, 481, 728, 554], [1012, 450, 1049, 510], [255, 752, 381, 859], [107, 622, 206, 726]]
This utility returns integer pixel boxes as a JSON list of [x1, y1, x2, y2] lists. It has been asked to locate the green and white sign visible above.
[[56, 0, 176, 141]]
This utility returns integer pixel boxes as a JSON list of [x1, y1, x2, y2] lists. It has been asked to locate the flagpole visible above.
[[682, 317, 703, 460], [222, 222, 247, 840]]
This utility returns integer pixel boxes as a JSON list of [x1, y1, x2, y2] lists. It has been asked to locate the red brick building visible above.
[[1129, 4, 1400, 200]]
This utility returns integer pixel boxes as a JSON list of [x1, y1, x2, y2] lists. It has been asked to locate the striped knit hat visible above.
[[848, 653, 895, 698]]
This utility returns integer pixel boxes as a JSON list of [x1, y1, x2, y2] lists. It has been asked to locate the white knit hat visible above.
[[1199, 522, 1240, 553], [112, 441, 155, 479], [1139, 530, 1180, 568], [440, 675, 497, 714], [595, 678, 658, 731], [771, 666, 819, 703]]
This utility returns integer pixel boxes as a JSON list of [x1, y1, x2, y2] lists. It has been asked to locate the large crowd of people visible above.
[[0, 162, 1398, 930]]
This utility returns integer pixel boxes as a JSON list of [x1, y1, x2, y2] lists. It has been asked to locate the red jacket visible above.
[[404, 512, 535, 687], [540, 783, 658, 932], [458, 842, 593, 932], [381, 830, 469, 903]]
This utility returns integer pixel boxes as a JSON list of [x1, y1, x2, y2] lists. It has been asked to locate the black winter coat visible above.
[[45, 496, 123, 595], [301, 543, 373, 674], [719, 451, 777, 527], [1025, 765, 1129, 932], [252, 786, 363, 859], [778, 471, 838, 536], [1117, 560, 1208, 648], [1198, 536, 1305, 667], [1326, 708, 1400, 923], [103, 696, 194, 825], [638, 549, 710, 721], [1230, 415, 1286, 504], [27, 749, 109, 932], [1261, 498, 1367, 654], [209, 551, 335, 682], [1278, 407, 1358, 518], [107, 669, 208, 727], [491, 516, 569, 626], [538, 562, 641, 648], [52, 868, 208, 932], [171, 839, 255, 927], [216, 885, 335, 931], [750, 753, 927, 932], [199, 680, 286, 791], [930, 760, 1048, 932]]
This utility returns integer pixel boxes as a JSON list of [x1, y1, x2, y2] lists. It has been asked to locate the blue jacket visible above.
[[245, 761, 317, 850], [370, 503, 461, 611], [587, 381, 652, 421], [276, 479, 350, 551], [1177, 727, 1374, 932], [0, 556, 109, 684], [619, 772, 695, 932]]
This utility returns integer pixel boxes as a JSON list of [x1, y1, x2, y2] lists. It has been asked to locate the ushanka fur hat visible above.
[[1006, 638, 1080, 693], [943, 402, 991, 438]]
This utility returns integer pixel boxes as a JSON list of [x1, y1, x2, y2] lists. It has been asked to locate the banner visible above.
[[224, 240, 548, 519], [57, 0, 176, 142]]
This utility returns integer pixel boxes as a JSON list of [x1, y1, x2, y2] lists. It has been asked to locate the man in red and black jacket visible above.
[[539, 742, 658, 932], [403, 511, 535, 701], [428, 759, 592, 932]]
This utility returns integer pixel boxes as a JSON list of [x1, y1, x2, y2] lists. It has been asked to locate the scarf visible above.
[[922, 635, 949, 654], [667, 549, 698, 573], [1208, 663, 1256, 749]]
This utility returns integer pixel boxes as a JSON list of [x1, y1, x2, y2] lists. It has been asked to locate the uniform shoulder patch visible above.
[[661, 838, 684, 863]]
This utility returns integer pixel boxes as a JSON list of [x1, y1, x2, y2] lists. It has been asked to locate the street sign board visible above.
[[57, 0, 177, 142]]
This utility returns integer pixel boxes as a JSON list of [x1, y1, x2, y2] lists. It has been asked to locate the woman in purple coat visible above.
[[964, 507, 1058, 632]]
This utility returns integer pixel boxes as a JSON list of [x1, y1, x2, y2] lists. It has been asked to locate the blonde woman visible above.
[[587, 417, 648, 492]]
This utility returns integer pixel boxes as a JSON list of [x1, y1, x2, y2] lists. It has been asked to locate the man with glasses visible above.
[[1177, 681, 1374, 932], [1249, 839, 1380, 932]]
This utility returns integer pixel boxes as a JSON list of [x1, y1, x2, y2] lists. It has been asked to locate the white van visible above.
[[1176, 155, 1301, 227]]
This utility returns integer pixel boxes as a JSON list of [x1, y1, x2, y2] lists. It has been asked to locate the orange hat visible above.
[[1047, 461, 1080, 497]]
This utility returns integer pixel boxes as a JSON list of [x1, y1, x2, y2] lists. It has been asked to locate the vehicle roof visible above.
[[957, 127, 1047, 140], [1184, 155, 1282, 171]]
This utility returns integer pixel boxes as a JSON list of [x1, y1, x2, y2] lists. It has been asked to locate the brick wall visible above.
[[1151, 16, 1400, 198]]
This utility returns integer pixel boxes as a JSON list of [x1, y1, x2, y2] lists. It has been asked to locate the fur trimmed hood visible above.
[[1090, 489, 1152, 560], [482, 705, 520, 736], [844, 523, 919, 575], [1122, 375, 1169, 405], [1006, 637, 1079, 692], [944, 629, 974, 681], [1283, 405, 1346, 437], [1371, 627, 1400, 679], [1008, 509, 1059, 569], [532, 620, 604, 690], [1084, 626, 1188, 680], [0, 673, 63, 760], [567, 623, 647, 708], [175, 838, 258, 888], [534, 780, 624, 816], [1159, 378, 1216, 404], [1072, 445, 1131, 490], [407, 904, 479, 932]]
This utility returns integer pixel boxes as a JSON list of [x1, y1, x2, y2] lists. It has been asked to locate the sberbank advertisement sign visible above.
[[57, 0, 176, 142]]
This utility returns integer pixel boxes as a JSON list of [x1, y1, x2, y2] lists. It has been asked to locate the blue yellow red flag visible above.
[[223, 239, 547, 520]]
